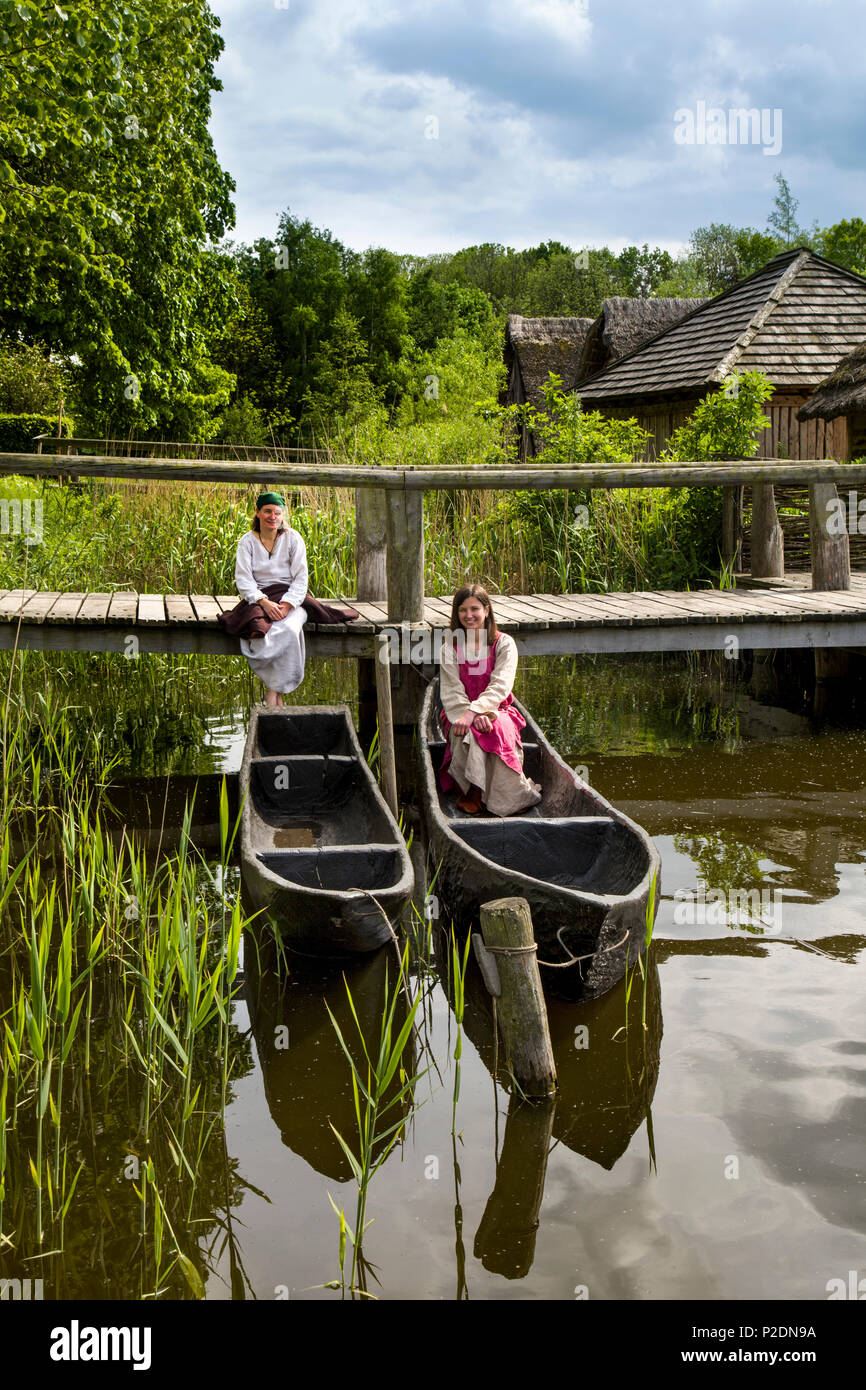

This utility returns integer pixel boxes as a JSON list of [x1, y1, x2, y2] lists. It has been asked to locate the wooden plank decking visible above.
[[3, 576, 866, 655]]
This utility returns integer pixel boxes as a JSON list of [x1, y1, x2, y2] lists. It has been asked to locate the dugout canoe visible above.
[[419, 680, 660, 999], [240, 706, 414, 954]]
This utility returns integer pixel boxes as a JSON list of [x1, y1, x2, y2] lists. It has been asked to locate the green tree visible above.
[[817, 218, 866, 274], [0, 0, 236, 432], [663, 371, 773, 460], [687, 224, 782, 295], [405, 272, 494, 351], [767, 172, 803, 246], [345, 246, 411, 404], [615, 245, 675, 298], [0, 341, 70, 415], [301, 306, 381, 434]]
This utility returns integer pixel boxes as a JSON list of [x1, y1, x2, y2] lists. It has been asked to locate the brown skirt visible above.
[[217, 585, 360, 639]]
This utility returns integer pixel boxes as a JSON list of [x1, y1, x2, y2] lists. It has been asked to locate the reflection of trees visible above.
[[515, 651, 749, 760], [673, 831, 764, 896]]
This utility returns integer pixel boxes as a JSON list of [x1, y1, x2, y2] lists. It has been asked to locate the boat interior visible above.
[[426, 699, 649, 895], [249, 711, 407, 893]]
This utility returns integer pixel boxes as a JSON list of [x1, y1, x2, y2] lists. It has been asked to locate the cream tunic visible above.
[[234, 527, 309, 694], [439, 632, 541, 816]]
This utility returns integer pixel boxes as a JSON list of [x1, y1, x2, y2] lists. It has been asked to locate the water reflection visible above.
[[243, 931, 416, 1182], [433, 933, 662, 1281]]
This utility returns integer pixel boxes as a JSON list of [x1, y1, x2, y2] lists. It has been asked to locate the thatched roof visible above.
[[504, 315, 594, 410], [798, 342, 866, 420], [576, 250, 866, 404], [578, 297, 706, 380]]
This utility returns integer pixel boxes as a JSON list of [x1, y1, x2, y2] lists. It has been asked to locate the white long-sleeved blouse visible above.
[[234, 528, 308, 608], [439, 632, 519, 721]]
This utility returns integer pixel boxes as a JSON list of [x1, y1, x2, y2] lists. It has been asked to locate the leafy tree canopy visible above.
[[0, 0, 236, 433]]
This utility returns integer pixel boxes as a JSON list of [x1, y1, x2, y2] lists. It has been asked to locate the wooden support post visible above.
[[479, 897, 556, 1098], [721, 485, 743, 572], [385, 488, 424, 624], [750, 483, 784, 578], [356, 486, 387, 744], [474, 1093, 556, 1278], [355, 486, 387, 601], [374, 632, 399, 817], [809, 483, 850, 590]]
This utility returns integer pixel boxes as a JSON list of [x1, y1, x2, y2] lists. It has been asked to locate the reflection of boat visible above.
[[434, 933, 662, 1280], [244, 930, 416, 1181], [441, 935, 662, 1171], [419, 681, 660, 999], [240, 707, 414, 954]]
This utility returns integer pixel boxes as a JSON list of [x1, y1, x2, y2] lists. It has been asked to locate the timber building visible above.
[[574, 249, 866, 461]]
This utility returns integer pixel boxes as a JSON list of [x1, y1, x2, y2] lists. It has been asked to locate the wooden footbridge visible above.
[[4, 576, 866, 656], [3, 447, 865, 658]]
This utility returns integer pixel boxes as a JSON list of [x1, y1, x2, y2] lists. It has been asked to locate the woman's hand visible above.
[[260, 598, 291, 621], [453, 712, 491, 736]]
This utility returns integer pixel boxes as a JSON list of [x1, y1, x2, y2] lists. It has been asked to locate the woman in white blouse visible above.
[[231, 491, 309, 707]]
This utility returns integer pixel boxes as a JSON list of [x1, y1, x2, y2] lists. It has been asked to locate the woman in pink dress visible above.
[[438, 584, 542, 816]]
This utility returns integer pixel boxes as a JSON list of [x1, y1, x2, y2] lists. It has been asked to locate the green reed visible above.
[[0, 668, 253, 1296], [2, 470, 723, 606], [325, 946, 425, 1298], [449, 927, 472, 1135]]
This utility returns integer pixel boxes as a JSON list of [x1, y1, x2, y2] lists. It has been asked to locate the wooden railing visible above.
[[33, 435, 328, 463], [4, 451, 860, 620]]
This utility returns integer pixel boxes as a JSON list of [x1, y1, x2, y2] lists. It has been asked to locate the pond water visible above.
[[5, 650, 865, 1302]]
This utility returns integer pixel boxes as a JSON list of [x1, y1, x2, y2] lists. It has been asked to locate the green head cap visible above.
[[255, 491, 286, 509]]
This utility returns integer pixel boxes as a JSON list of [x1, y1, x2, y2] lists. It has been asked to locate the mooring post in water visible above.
[[479, 896, 556, 1097], [375, 632, 399, 817]]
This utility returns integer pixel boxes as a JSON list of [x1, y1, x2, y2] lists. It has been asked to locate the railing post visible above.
[[750, 483, 784, 578], [355, 486, 387, 601], [385, 485, 424, 624], [810, 483, 850, 590], [374, 633, 399, 817]]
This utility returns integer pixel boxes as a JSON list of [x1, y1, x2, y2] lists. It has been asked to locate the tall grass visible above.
[[1, 467, 722, 602], [0, 672, 255, 1297]]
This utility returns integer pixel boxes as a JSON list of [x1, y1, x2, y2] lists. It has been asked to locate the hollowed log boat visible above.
[[419, 680, 660, 999], [240, 706, 414, 954]]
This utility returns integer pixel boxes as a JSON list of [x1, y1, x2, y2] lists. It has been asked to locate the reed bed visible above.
[[2, 471, 721, 600], [0, 674, 257, 1298]]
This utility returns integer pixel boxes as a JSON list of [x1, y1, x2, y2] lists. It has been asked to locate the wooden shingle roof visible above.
[[575, 250, 866, 403]]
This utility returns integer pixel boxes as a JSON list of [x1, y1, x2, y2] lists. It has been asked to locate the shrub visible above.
[[0, 413, 72, 452]]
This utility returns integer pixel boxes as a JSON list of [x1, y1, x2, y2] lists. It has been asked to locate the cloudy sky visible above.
[[208, 0, 865, 257]]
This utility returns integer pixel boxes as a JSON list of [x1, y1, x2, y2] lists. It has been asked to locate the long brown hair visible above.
[[450, 583, 498, 641]]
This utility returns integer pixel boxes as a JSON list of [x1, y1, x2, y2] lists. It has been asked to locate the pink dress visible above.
[[438, 636, 541, 815], [440, 637, 525, 782]]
